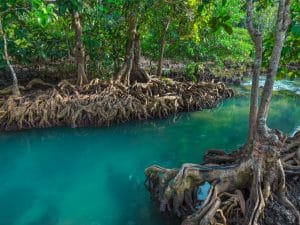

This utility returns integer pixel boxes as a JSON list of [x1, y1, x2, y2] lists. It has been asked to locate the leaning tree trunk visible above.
[[145, 1, 299, 225], [256, 0, 291, 135], [72, 11, 88, 87], [115, 14, 150, 86], [157, 19, 170, 77], [246, 0, 262, 144], [245, 1, 296, 223], [0, 17, 20, 96]]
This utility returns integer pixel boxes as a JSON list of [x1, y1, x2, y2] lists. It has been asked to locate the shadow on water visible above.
[[105, 164, 180, 225], [0, 187, 36, 225], [27, 205, 59, 225]]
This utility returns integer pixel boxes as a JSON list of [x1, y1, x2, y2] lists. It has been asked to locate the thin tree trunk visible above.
[[115, 14, 149, 85], [72, 11, 88, 87], [115, 14, 136, 85], [245, 0, 262, 143], [0, 17, 20, 96], [256, 0, 290, 134], [157, 19, 170, 77]]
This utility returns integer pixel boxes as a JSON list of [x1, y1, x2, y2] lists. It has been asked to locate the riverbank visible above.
[[0, 78, 234, 131]]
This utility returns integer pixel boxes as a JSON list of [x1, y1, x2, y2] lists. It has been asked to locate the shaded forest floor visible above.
[[0, 59, 250, 90]]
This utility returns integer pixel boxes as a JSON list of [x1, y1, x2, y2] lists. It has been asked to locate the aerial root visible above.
[[0, 78, 233, 131], [281, 131, 300, 174], [276, 159, 300, 225], [145, 160, 251, 225], [145, 131, 300, 225], [244, 161, 265, 225]]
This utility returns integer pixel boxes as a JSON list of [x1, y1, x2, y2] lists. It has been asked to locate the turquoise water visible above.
[[0, 92, 299, 225]]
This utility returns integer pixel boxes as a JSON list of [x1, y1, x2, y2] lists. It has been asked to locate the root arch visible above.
[[145, 131, 300, 225]]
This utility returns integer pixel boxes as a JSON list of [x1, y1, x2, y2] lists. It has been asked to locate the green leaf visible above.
[[291, 24, 300, 37], [37, 14, 47, 27], [222, 15, 231, 22], [197, 4, 204, 14], [31, 0, 42, 9], [222, 23, 233, 35]]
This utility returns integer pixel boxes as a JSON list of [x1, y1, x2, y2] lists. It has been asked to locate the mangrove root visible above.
[[145, 130, 300, 225], [0, 77, 233, 131]]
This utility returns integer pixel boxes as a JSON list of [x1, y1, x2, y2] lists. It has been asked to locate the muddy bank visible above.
[[0, 78, 233, 131]]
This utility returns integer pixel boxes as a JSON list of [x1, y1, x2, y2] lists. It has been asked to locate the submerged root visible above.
[[0, 78, 233, 131], [145, 131, 300, 225]]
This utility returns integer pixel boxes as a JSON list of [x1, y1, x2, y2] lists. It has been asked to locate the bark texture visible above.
[[0, 17, 20, 96], [72, 11, 88, 87], [256, 0, 290, 134], [145, 131, 300, 225], [246, 0, 262, 143], [145, 1, 297, 225], [115, 13, 150, 85]]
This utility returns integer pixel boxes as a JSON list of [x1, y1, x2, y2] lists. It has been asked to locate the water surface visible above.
[[0, 90, 299, 225]]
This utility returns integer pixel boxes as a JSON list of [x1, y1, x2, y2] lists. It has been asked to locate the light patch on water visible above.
[[242, 77, 300, 95]]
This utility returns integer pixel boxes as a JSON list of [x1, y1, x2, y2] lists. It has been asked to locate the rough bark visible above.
[[157, 19, 170, 77], [72, 11, 88, 87], [256, 0, 290, 134], [115, 14, 150, 86], [145, 130, 300, 225], [245, 0, 262, 144], [0, 17, 20, 96], [145, 1, 298, 225]]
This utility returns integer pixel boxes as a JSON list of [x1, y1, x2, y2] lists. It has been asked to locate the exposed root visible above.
[[0, 78, 53, 95], [281, 131, 300, 174], [0, 78, 233, 131], [145, 131, 300, 225]]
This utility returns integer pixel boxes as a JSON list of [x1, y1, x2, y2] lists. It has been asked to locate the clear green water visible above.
[[0, 93, 299, 225]]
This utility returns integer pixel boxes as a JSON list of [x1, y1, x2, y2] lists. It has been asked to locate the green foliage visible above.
[[0, 0, 298, 81], [263, 0, 300, 80], [185, 62, 200, 82]]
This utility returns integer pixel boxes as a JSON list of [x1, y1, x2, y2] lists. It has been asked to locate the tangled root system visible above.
[[145, 131, 300, 225], [0, 77, 233, 131]]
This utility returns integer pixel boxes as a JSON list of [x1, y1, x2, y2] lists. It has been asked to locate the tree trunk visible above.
[[114, 14, 136, 85], [130, 33, 150, 84], [145, 1, 299, 225], [0, 17, 20, 96], [71, 11, 88, 87], [256, 0, 290, 134], [157, 19, 170, 77], [246, 0, 262, 143], [115, 14, 150, 85]]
